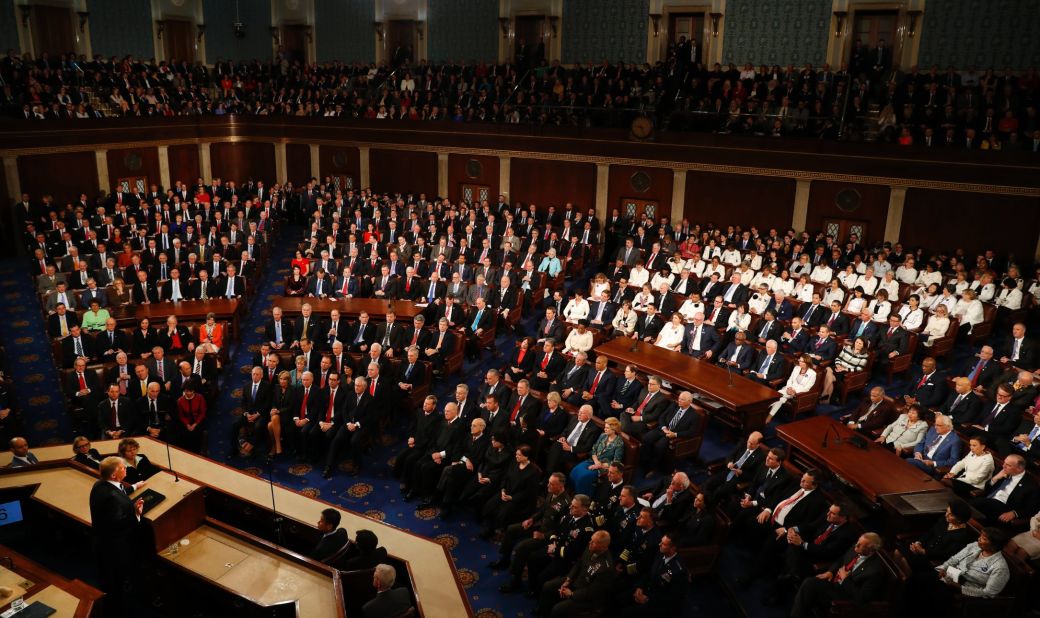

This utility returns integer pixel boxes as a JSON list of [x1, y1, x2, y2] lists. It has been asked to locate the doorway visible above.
[[849, 10, 898, 72], [387, 20, 416, 67], [668, 12, 705, 65], [32, 5, 75, 58], [513, 15, 546, 72], [162, 19, 196, 63], [280, 25, 309, 64]]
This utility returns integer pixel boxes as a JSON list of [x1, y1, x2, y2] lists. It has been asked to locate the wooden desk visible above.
[[274, 297, 423, 320], [0, 543, 102, 617], [0, 440, 471, 618], [777, 416, 947, 503], [594, 338, 779, 432], [107, 299, 242, 337]]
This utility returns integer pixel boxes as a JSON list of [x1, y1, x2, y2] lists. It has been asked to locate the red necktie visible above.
[[771, 489, 805, 524], [411, 331, 419, 346], [636, 393, 652, 414], [517, 349, 526, 364], [590, 372, 602, 395], [510, 398, 522, 422], [815, 524, 836, 544], [325, 392, 335, 423], [541, 354, 550, 370], [369, 379, 376, 396], [110, 402, 118, 428], [406, 279, 411, 292], [711, 308, 719, 322], [300, 388, 309, 416], [888, 327, 894, 337], [269, 368, 275, 381], [916, 374, 927, 389], [78, 373, 86, 390]]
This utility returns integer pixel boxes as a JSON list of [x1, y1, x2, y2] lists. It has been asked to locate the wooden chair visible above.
[[884, 332, 919, 384]]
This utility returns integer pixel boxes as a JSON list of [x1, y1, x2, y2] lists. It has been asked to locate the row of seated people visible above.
[[703, 436, 1035, 613]]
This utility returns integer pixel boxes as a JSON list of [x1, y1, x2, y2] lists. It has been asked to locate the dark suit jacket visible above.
[[822, 311, 850, 337], [752, 319, 783, 343], [264, 319, 296, 346], [825, 550, 886, 605], [657, 406, 703, 439], [717, 342, 755, 371], [611, 378, 642, 409], [751, 466, 794, 510], [47, 311, 81, 338], [876, 326, 909, 357], [979, 402, 1025, 443], [561, 417, 600, 456], [88, 479, 140, 549], [362, 588, 412, 618], [242, 380, 272, 416], [749, 350, 785, 382], [1000, 337, 1037, 371], [62, 334, 96, 366], [905, 369, 947, 408], [97, 397, 135, 436], [806, 335, 838, 362], [684, 323, 719, 357], [311, 528, 350, 563], [554, 362, 591, 392], [798, 303, 827, 328], [848, 319, 879, 343], [979, 473, 1040, 517], [940, 390, 984, 426], [848, 399, 898, 433], [535, 318, 566, 343], [781, 328, 810, 354]]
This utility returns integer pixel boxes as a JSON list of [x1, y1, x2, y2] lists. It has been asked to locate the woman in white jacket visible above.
[[875, 405, 929, 455], [920, 304, 952, 347], [766, 355, 817, 421], [942, 435, 995, 497], [611, 300, 638, 336], [562, 292, 590, 323], [953, 289, 985, 336]]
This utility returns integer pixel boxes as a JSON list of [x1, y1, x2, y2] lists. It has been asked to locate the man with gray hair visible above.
[[536, 529, 614, 617], [361, 564, 412, 617], [790, 532, 885, 617]]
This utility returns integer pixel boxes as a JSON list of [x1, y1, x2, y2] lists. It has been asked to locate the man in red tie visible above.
[[789, 533, 886, 617]]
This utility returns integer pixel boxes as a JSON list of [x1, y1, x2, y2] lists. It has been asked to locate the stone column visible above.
[[198, 142, 212, 180], [273, 142, 287, 184], [157, 145, 171, 191], [883, 186, 907, 244], [670, 169, 686, 224], [594, 163, 610, 222], [498, 155, 510, 200], [437, 152, 449, 198], [792, 179, 812, 232], [3, 156, 20, 202], [309, 144, 320, 180], [95, 150, 110, 194], [359, 146, 371, 188]]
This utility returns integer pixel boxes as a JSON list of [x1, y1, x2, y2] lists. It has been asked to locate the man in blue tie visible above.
[[1011, 410, 1040, 463], [464, 297, 492, 361], [747, 340, 782, 384]]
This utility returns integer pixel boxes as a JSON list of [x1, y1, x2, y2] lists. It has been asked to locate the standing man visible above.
[[89, 457, 144, 617]]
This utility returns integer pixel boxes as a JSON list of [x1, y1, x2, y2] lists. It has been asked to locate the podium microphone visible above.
[[267, 458, 285, 546], [629, 337, 639, 353], [725, 362, 734, 387], [165, 439, 179, 482]]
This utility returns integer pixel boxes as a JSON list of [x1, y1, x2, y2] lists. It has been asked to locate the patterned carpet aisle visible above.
[[0, 259, 71, 447]]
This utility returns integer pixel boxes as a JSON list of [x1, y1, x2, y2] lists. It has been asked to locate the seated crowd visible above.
[[3, 49, 1038, 150], [14, 169, 1040, 616]]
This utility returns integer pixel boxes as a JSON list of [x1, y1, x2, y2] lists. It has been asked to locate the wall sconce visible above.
[[548, 16, 559, 37], [416, 20, 424, 41], [708, 13, 722, 38], [373, 21, 384, 41], [77, 11, 89, 32], [269, 26, 280, 44], [649, 13, 662, 38], [155, 20, 165, 40], [498, 17, 510, 37], [833, 11, 848, 37], [19, 5, 31, 27], [196, 23, 206, 41], [906, 10, 922, 38]]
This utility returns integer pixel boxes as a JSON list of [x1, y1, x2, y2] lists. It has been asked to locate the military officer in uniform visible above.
[[620, 534, 689, 616], [491, 472, 570, 572], [614, 506, 663, 596], [536, 530, 615, 617], [524, 494, 596, 596]]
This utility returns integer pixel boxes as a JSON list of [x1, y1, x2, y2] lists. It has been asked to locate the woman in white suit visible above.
[[766, 355, 817, 422], [942, 435, 995, 498], [611, 300, 638, 337], [876, 404, 929, 456]]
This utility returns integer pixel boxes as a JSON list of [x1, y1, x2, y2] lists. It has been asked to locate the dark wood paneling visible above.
[[806, 181, 890, 244], [106, 148, 161, 191], [684, 171, 795, 232], [903, 189, 1040, 263], [210, 142, 276, 185], [317, 145, 360, 188], [510, 158, 596, 209], [17, 151, 98, 205], [286, 143, 312, 185], [447, 154, 499, 204], [370, 148, 437, 197], [168, 144, 200, 185], [0, 156, 13, 257], [608, 165, 673, 222], [0, 117, 1037, 190]]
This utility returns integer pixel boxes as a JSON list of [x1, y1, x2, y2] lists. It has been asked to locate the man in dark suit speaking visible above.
[[90, 456, 145, 616]]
